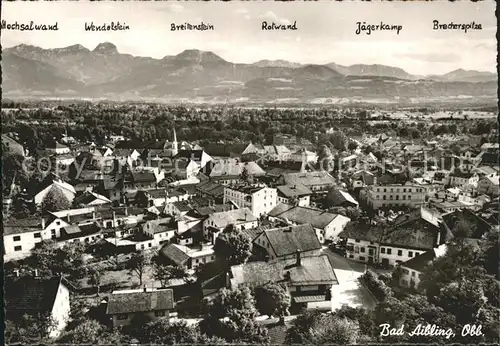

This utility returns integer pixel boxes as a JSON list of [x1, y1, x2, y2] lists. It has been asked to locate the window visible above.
[[360, 247, 365, 253], [56, 221, 61, 225], [402, 268, 409, 274], [403, 195, 406, 200], [390, 195, 393, 200], [383, 189, 387, 192], [14, 245, 22, 251], [387, 248, 392, 255], [359, 256, 366, 261], [376, 195, 380, 199], [403, 188, 406, 192], [383, 196, 386, 200], [408, 251, 413, 257], [397, 250, 403, 256], [411, 271, 416, 277], [381, 248, 386, 254], [349, 254, 354, 259], [354, 247, 360, 254], [34, 232, 42, 238], [155, 311, 166, 317], [408, 195, 411, 200], [396, 195, 399, 200], [355, 239, 360, 243], [13, 236, 21, 242], [117, 314, 128, 320]]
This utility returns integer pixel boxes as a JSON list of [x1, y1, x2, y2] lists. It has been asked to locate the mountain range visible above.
[[2, 43, 497, 103]]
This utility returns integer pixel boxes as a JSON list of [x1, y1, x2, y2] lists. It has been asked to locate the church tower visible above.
[[172, 127, 178, 157]]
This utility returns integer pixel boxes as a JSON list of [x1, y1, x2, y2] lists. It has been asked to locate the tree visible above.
[[330, 130, 348, 151], [142, 318, 200, 344], [214, 225, 252, 266], [333, 305, 375, 337], [254, 283, 291, 318], [127, 251, 150, 286], [153, 263, 188, 287], [348, 141, 358, 151], [41, 185, 71, 212], [31, 240, 60, 278], [286, 310, 360, 344], [240, 167, 253, 184], [58, 319, 106, 344], [200, 286, 269, 343], [87, 267, 103, 296]]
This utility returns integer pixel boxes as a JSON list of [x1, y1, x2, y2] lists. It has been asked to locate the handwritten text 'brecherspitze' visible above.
[[356, 22, 402, 35], [433, 20, 482, 33]]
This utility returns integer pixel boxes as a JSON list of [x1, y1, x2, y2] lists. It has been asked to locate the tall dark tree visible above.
[[254, 283, 291, 318], [214, 225, 252, 266], [127, 251, 150, 286]]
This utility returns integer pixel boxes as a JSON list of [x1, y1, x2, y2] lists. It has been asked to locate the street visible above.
[[320, 246, 378, 311]]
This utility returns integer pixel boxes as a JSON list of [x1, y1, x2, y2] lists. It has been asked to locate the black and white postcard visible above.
[[2, 1, 498, 345]]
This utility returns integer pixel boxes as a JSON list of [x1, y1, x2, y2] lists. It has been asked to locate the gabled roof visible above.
[[106, 289, 174, 314], [268, 204, 341, 229], [340, 208, 453, 251], [230, 254, 338, 288], [276, 184, 312, 198], [73, 191, 111, 206], [327, 189, 359, 207], [280, 171, 336, 187], [60, 223, 101, 240], [130, 171, 156, 183], [401, 244, 447, 271], [28, 174, 76, 199], [208, 160, 266, 177], [5, 276, 65, 314], [263, 224, 322, 257], [207, 208, 257, 228]]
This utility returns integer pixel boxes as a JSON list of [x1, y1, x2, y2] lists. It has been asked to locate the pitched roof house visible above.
[[106, 288, 175, 327], [5, 276, 72, 338]]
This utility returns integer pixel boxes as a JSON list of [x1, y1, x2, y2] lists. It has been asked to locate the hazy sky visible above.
[[2, 1, 496, 75]]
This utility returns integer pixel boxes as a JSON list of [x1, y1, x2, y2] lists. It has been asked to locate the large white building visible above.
[[363, 183, 426, 210], [340, 208, 453, 268], [223, 184, 277, 217]]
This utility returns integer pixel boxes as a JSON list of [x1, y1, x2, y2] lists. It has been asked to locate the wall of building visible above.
[[49, 283, 71, 338], [399, 266, 423, 289], [366, 185, 426, 210], [112, 310, 170, 328], [323, 215, 351, 242]]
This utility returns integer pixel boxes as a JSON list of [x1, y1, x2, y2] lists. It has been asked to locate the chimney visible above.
[[34, 269, 39, 278], [92, 211, 96, 220], [112, 211, 116, 223], [125, 207, 129, 216], [436, 229, 441, 246], [143, 285, 147, 292], [41, 217, 46, 230], [296, 249, 301, 266], [14, 269, 20, 277]]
